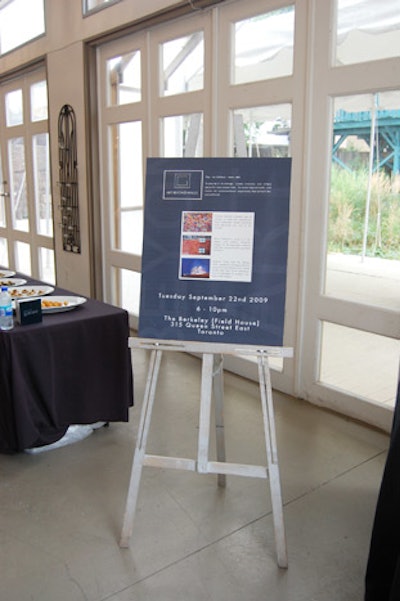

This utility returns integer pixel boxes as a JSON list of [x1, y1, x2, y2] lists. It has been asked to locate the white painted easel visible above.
[[119, 338, 293, 568]]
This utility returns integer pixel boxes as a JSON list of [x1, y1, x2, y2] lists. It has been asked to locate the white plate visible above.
[[0, 270, 16, 278], [40, 295, 87, 313], [9, 285, 54, 300], [0, 277, 27, 287]]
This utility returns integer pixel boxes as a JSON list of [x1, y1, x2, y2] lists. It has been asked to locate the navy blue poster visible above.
[[138, 157, 291, 346]]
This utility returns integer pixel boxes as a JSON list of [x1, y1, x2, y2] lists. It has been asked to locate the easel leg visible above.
[[258, 353, 288, 569], [119, 349, 163, 548], [213, 354, 226, 487], [197, 353, 214, 474]]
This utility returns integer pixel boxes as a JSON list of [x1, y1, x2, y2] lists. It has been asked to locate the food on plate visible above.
[[41, 299, 69, 308], [9, 288, 47, 298], [0, 280, 17, 287]]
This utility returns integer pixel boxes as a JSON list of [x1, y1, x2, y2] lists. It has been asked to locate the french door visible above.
[[0, 67, 55, 283], [97, 11, 213, 330], [96, 0, 306, 396], [95, 0, 400, 430], [299, 1, 400, 431]]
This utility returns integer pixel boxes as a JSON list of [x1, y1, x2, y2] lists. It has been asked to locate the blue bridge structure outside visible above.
[[333, 109, 400, 175]]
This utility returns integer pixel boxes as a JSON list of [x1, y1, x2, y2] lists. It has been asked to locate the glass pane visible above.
[[109, 121, 143, 252], [112, 267, 141, 315], [232, 104, 292, 158], [0, 156, 5, 227], [107, 50, 141, 106], [162, 114, 203, 157], [15, 240, 31, 275], [5, 89, 23, 127], [335, 0, 400, 66], [0, 238, 8, 267], [0, 0, 45, 55], [38, 247, 55, 284], [325, 91, 400, 310], [84, 0, 120, 14], [320, 322, 400, 406], [161, 32, 204, 96], [30, 81, 48, 121], [233, 7, 295, 85], [33, 133, 52, 236], [8, 138, 29, 232], [121, 211, 143, 256]]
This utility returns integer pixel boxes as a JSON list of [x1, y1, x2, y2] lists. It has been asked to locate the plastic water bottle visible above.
[[0, 286, 14, 330]]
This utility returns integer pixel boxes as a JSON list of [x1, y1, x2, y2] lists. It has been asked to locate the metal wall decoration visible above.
[[58, 104, 81, 253]]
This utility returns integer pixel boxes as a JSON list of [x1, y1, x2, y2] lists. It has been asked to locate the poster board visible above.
[[138, 157, 291, 347]]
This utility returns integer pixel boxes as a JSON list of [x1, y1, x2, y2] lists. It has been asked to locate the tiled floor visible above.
[[0, 349, 390, 601]]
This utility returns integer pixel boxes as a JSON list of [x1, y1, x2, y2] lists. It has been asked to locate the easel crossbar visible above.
[[207, 461, 268, 478], [142, 454, 268, 479], [143, 454, 196, 471], [129, 337, 293, 358]]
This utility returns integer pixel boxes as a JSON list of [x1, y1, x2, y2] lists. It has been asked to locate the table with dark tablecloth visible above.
[[0, 277, 133, 453], [365, 366, 400, 600]]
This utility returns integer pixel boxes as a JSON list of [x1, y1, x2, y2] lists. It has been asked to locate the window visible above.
[[83, 0, 120, 16], [319, 322, 400, 405], [0, 72, 54, 282], [106, 50, 142, 106], [108, 121, 143, 255], [5, 89, 23, 126], [8, 136, 28, 232], [233, 6, 295, 84], [0, 156, 5, 228], [160, 32, 204, 96], [232, 104, 292, 158], [0, 0, 45, 55], [325, 90, 400, 309], [162, 114, 204, 157], [335, 0, 400, 66]]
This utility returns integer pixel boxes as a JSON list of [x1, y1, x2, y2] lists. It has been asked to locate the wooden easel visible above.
[[119, 338, 293, 568]]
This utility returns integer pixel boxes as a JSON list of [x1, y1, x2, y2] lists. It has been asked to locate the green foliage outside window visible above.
[[329, 166, 400, 259]]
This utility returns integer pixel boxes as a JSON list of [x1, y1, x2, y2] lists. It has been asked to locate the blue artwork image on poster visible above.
[[138, 157, 292, 346]]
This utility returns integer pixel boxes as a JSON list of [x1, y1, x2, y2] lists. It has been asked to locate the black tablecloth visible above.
[[365, 367, 400, 600], [0, 276, 133, 453]]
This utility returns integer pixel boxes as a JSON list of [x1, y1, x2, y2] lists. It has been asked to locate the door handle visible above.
[[0, 181, 9, 197]]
